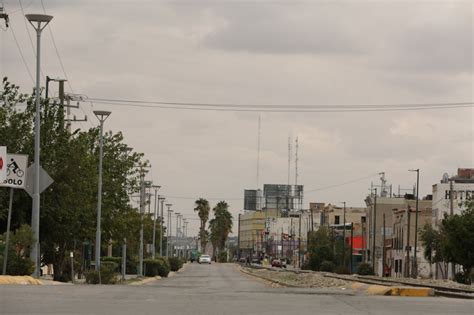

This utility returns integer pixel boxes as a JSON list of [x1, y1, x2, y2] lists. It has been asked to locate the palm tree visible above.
[[209, 201, 233, 257], [194, 198, 210, 251]]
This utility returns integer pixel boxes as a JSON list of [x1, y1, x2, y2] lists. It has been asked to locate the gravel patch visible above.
[[243, 268, 352, 288]]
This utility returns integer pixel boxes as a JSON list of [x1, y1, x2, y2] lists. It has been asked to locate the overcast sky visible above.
[[1, 0, 473, 236]]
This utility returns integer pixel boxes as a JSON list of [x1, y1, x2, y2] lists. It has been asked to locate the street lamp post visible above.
[[93, 111, 111, 278], [25, 13, 53, 278], [151, 185, 161, 259], [166, 204, 173, 257], [372, 188, 377, 274], [409, 169, 420, 278], [121, 146, 133, 280], [175, 213, 181, 257], [340, 201, 346, 270], [159, 197, 165, 256]]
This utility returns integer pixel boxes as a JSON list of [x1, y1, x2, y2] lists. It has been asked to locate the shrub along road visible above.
[[0, 263, 472, 314]]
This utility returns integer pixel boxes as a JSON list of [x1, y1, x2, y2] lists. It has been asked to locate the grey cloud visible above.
[[202, 4, 363, 55]]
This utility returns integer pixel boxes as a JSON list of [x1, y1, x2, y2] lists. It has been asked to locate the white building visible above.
[[431, 168, 474, 279], [432, 168, 474, 223]]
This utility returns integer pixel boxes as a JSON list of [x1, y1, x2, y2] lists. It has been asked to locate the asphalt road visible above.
[[0, 263, 472, 314]]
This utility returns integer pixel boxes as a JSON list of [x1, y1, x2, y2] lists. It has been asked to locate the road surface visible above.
[[0, 263, 472, 314]]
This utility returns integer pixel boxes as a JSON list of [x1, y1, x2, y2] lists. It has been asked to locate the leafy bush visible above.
[[168, 256, 184, 272], [102, 257, 122, 272], [85, 263, 119, 284], [217, 251, 228, 263], [320, 260, 335, 272], [454, 272, 471, 285], [144, 258, 170, 277], [0, 225, 35, 275], [357, 263, 374, 275]]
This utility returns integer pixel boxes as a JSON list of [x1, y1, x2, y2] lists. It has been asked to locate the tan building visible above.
[[238, 209, 280, 256], [365, 194, 432, 276], [387, 207, 432, 278]]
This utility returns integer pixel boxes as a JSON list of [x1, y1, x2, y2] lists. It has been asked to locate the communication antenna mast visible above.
[[0, 6, 9, 28], [379, 172, 387, 197], [295, 137, 299, 210], [256, 115, 261, 188], [288, 134, 292, 188]]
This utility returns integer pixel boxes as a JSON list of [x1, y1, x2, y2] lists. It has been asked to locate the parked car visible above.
[[251, 257, 261, 264], [271, 258, 287, 268], [198, 254, 212, 264]]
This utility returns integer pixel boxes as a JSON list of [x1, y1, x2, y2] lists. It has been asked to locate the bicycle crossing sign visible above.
[[0, 154, 28, 189]]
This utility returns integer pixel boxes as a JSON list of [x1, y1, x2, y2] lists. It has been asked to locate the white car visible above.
[[198, 255, 211, 264]]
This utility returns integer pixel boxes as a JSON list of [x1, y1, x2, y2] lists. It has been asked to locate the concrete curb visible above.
[[351, 283, 434, 296], [128, 263, 189, 285], [129, 276, 161, 285], [0, 276, 42, 285]]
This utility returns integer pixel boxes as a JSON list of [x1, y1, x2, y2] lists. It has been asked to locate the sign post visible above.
[[1, 154, 28, 275]]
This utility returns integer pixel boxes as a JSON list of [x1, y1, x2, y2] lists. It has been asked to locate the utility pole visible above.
[[93, 110, 111, 283], [138, 173, 147, 277], [414, 169, 419, 278], [409, 169, 420, 278], [449, 179, 455, 279], [159, 197, 165, 256], [350, 222, 354, 274], [383, 213, 386, 277], [237, 214, 241, 260], [2, 189, 14, 275], [175, 213, 181, 257], [298, 212, 302, 268], [406, 206, 411, 278], [166, 204, 172, 257], [26, 13, 53, 278], [362, 217, 366, 264], [372, 188, 377, 274], [151, 185, 161, 259], [342, 202, 346, 270]]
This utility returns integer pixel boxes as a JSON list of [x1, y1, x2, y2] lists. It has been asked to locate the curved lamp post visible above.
[[93, 110, 111, 279], [26, 13, 53, 278]]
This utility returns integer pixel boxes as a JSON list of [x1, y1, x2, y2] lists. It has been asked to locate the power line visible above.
[[87, 98, 474, 113], [18, 1, 35, 60], [305, 173, 380, 193], [8, 21, 34, 84], [40, 0, 94, 129], [161, 173, 380, 201]]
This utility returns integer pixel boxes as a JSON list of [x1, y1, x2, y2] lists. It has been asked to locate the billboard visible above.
[[244, 189, 262, 211]]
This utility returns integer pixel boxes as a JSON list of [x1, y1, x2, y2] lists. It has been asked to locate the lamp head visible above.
[[93, 110, 111, 121], [25, 14, 53, 23]]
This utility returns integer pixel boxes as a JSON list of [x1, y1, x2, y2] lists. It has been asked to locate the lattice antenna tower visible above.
[[256, 115, 261, 188], [295, 136, 299, 210], [288, 134, 292, 188]]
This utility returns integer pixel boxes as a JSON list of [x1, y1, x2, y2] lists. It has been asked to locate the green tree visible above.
[[420, 222, 445, 277], [209, 201, 233, 257], [305, 227, 334, 271], [420, 200, 474, 282], [1, 78, 149, 280], [441, 202, 474, 282], [0, 224, 35, 275], [194, 198, 210, 251]]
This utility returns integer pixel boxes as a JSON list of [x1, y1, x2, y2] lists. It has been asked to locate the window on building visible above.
[[361, 216, 366, 223], [335, 215, 340, 225]]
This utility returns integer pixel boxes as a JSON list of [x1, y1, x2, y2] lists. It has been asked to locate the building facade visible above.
[[365, 194, 432, 276]]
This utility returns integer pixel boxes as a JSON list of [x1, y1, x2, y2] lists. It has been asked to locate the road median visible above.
[[0, 275, 42, 285]]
